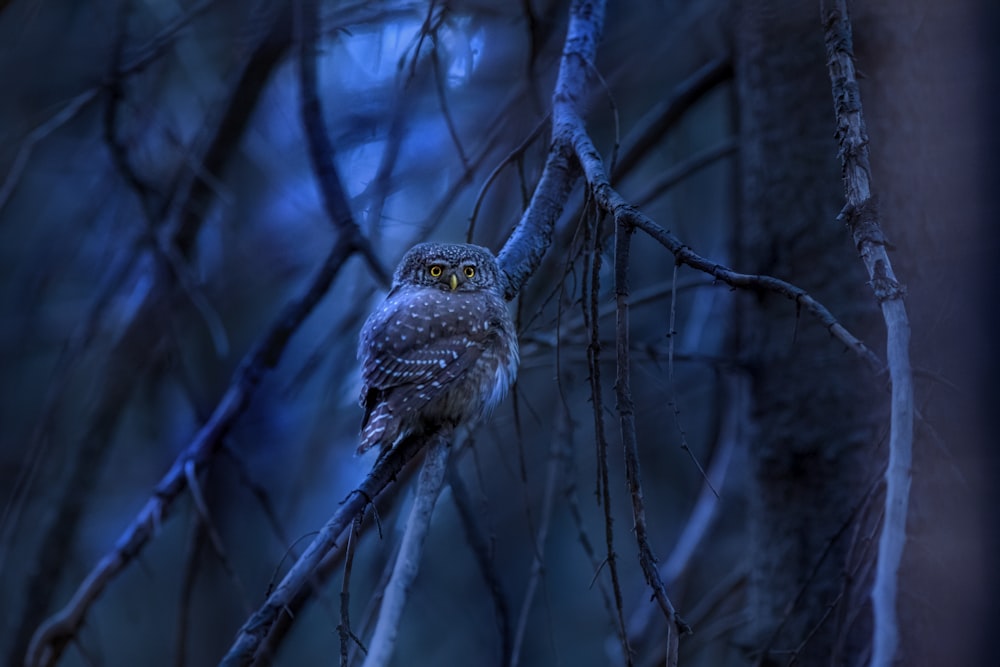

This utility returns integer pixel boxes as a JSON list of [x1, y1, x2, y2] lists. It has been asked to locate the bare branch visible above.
[[573, 127, 883, 372], [298, 0, 391, 287], [583, 213, 632, 664], [820, 3, 914, 665], [338, 515, 366, 666], [496, 0, 608, 298], [361, 435, 451, 667], [24, 237, 358, 667], [611, 56, 733, 183], [219, 430, 431, 666]]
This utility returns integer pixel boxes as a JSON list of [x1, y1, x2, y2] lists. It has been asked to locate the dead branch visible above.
[[820, 3, 914, 665], [583, 213, 632, 664], [573, 124, 883, 372]]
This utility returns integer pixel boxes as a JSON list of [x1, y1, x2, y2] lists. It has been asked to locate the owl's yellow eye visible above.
[[463, 266, 476, 278], [429, 265, 443, 278]]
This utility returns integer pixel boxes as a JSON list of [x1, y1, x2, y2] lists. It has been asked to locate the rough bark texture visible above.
[[735, 1, 884, 663]]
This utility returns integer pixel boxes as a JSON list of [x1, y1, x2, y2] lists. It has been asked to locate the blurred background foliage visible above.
[[0, 0, 993, 666]]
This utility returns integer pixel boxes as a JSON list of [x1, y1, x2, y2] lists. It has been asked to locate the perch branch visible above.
[[821, 2, 913, 665], [496, 0, 608, 298], [219, 430, 432, 666]]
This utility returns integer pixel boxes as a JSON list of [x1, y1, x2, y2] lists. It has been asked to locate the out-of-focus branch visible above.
[[611, 56, 733, 183], [820, 3, 913, 666], [298, 0, 390, 287], [361, 436, 451, 667], [24, 236, 358, 667], [170, 1, 293, 256]]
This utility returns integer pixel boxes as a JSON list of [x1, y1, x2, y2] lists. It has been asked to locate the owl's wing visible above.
[[361, 330, 490, 400]]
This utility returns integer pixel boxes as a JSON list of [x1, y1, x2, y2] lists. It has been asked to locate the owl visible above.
[[357, 242, 519, 454]]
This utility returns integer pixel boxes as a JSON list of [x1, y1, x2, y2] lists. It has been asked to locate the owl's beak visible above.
[[448, 273, 458, 290]]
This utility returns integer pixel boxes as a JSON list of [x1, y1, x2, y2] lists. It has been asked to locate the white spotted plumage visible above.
[[356, 243, 518, 454]]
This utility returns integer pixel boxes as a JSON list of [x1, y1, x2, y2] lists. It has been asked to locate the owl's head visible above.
[[394, 242, 503, 293]]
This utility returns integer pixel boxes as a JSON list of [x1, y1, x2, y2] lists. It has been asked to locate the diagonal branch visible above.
[[219, 430, 434, 667], [820, 2, 913, 666], [297, 0, 390, 287], [496, 0, 607, 297], [24, 235, 359, 667]]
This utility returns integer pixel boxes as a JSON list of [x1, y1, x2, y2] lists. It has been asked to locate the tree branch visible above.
[[572, 126, 883, 372], [24, 236, 358, 667], [219, 430, 430, 667], [820, 3, 914, 665], [297, 0, 391, 287], [496, 0, 608, 298], [361, 435, 451, 667]]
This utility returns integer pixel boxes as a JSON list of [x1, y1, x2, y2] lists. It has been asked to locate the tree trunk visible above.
[[735, 1, 884, 663]]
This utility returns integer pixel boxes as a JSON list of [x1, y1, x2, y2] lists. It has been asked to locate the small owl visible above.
[[357, 242, 519, 454]]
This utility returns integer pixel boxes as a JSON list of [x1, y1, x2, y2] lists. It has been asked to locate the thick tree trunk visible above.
[[735, 1, 884, 663]]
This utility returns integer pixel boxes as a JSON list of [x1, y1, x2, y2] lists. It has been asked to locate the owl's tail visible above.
[[358, 403, 392, 454]]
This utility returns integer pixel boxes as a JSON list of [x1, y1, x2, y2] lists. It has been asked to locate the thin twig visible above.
[[820, 4, 914, 665], [583, 212, 632, 664], [467, 112, 551, 244], [361, 435, 451, 667]]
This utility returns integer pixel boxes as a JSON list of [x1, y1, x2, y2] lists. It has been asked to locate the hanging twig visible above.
[[614, 220, 688, 667], [820, 2, 913, 665]]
